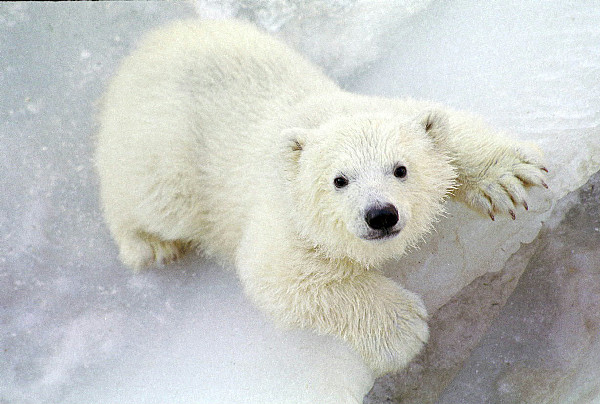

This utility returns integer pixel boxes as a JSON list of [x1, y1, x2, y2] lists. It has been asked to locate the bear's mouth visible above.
[[362, 229, 401, 241]]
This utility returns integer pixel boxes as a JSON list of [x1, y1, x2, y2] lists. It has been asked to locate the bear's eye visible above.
[[394, 165, 407, 179], [333, 176, 349, 189]]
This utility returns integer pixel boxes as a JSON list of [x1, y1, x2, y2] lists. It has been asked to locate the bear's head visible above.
[[282, 110, 456, 267]]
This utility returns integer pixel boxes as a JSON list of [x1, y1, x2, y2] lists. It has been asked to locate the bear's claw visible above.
[[458, 141, 548, 220]]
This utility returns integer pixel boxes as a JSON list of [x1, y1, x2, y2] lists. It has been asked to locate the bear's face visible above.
[[283, 111, 456, 266]]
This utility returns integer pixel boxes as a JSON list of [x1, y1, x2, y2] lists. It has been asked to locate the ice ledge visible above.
[[367, 170, 600, 403]]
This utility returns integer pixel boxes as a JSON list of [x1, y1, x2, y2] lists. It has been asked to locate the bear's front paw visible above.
[[358, 288, 429, 377], [456, 141, 548, 220]]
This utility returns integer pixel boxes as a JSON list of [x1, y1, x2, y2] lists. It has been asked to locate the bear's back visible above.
[[96, 19, 340, 263], [120, 19, 334, 128]]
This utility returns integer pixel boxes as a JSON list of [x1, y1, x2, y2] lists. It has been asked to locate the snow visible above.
[[1, 1, 599, 403]]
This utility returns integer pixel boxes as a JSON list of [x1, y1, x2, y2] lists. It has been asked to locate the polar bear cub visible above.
[[96, 19, 547, 376]]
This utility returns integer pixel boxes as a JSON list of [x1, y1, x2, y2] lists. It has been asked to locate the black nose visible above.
[[365, 204, 399, 230]]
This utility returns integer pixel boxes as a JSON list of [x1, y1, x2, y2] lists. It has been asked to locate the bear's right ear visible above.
[[419, 109, 449, 141], [280, 127, 309, 179], [281, 127, 308, 158]]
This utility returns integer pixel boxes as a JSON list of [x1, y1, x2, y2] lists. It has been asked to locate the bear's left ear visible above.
[[419, 109, 449, 140], [280, 127, 310, 179]]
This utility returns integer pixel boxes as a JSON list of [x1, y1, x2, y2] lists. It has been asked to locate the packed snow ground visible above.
[[1, 1, 599, 403]]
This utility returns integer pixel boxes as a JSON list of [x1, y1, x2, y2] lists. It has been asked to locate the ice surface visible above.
[[193, 0, 434, 80], [436, 173, 600, 404], [365, 173, 600, 404], [1, 1, 599, 403]]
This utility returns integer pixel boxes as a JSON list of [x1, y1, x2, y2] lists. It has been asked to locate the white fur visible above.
[[95, 19, 546, 376]]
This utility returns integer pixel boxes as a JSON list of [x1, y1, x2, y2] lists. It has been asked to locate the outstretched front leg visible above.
[[236, 227, 428, 377], [420, 108, 548, 220]]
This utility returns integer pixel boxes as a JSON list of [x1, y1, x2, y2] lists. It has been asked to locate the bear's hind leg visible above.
[[115, 228, 189, 270]]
